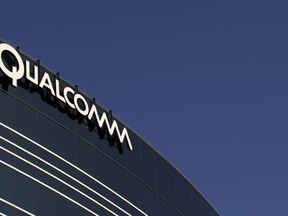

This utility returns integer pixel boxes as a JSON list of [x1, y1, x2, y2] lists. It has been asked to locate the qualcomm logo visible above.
[[0, 43, 133, 151]]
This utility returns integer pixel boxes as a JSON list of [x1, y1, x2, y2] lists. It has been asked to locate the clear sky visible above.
[[1, 1, 288, 215]]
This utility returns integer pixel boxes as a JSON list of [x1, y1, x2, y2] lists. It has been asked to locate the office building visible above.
[[0, 39, 219, 216]]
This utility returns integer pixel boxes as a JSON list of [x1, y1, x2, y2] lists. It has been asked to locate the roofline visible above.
[[0, 37, 221, 215]]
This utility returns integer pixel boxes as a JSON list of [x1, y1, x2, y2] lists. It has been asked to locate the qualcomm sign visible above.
[[0, 43, 133, 151]]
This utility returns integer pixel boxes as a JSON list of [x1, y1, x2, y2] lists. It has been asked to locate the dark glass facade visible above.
[[0, 39, 220, 216]]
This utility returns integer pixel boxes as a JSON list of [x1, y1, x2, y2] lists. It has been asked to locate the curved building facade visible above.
[[0, 39, 220, 216]]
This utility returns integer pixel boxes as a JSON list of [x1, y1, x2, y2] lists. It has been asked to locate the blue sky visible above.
[[1, 1, 288, 215]]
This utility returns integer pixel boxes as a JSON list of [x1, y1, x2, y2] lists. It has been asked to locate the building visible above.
[[0, 39, 220, 216]]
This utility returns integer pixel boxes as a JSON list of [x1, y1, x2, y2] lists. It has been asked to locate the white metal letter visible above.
[[88, 104, 133, 150], [0, 43, 24, 87], [63, 87, 76, 109], [25, 60, 39, 85], [39, 72, 56, 96], [55, 79, 66, 103], [74, 94, 89, 116]]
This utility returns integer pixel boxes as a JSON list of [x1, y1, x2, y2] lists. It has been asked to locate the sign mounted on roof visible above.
[[0, 42, 133, 151]]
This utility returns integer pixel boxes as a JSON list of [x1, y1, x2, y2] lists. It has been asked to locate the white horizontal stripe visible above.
[[0, 212, 7, 216], [0, 146, 118, 216], [0, 160, 99, 216], [0, 198, 35, 216], [0, 136, 131, 216], [0, 122, 147, 216]]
